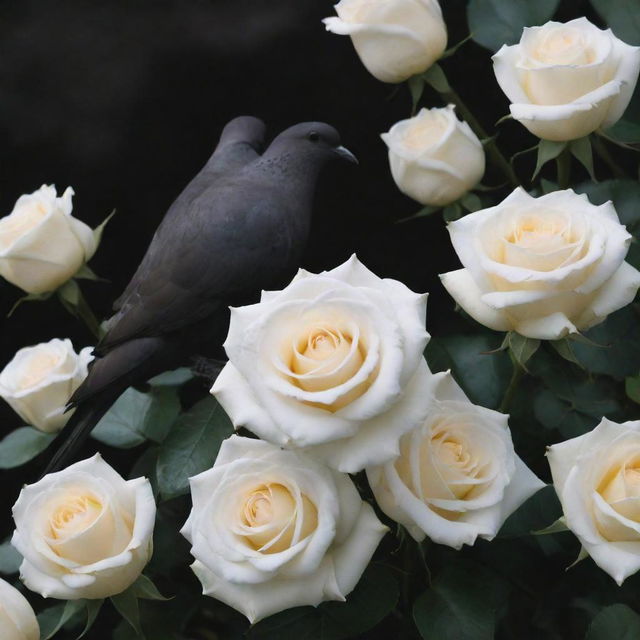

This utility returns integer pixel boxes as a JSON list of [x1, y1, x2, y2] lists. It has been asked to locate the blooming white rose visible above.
[[0, 185, 97, 294], [181, 435, 387, 623], [440, 188, 640, 340], [493, 18, 640, 141], [12, 454, 156, 599], [323, 0, 447, 83], [367, 371, 544, 549], [547, 418, 640, 585], [212, 255, 432, 473], [0, 578, 39, 640], [381, 105, 485, 206], [0, 338, 93, 433]]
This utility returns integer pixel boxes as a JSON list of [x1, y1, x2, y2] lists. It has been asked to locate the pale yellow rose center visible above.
[[532, 27, 594, 66], [240, 483, 318, 554], [402, 114, 448, 151], [17, 351, 63, 390], [506, 216, 574, 252], [48, 494, 102, 541], [429, 430, 480, 500], [0, 203, 48, 251]]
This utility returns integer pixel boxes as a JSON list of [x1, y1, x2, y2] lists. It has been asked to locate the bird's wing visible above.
[[98, 177, 296, 353], [113, 117, 266, 311]]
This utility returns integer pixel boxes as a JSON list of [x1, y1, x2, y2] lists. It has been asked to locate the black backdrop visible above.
[[0, 0, 598, 551]]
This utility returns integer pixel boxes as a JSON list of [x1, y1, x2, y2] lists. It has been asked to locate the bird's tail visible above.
[[40, 336, 178, 478]]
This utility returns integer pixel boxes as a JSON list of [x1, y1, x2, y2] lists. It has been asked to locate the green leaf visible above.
[[148, 368, 193, 387], [423, 63, 450, 93], [131, 574, 170, 601], [78, 600, 104, 639], [507, 332, 540, 369], [570, 136, 596, 180], [533, 518, 569, 536], [111, 589, 144, 639], [156, 395, 233, 499], [533, 140, 567, 180], [0, 538, 22, 574], [586, 604, 640, 640], [426, 333, 512, 409], [73, 264, 107, 282], [92, 209, 116, 247], [626, 376, 640, 403], [0, 427, 55, 469], [590, 0, 640, 45], [396, 205, 441, 224], [441, 34, 473, 59], [443, 202, 463, 222], [38, 600, 86, 640], [413, 560, 509, 640], [8, 291, 53, 316], [248, 564, 398, 640], [461, 192, 483, 212], [576, 179, 640, 231], [498, 485, 561, 538], [408, 75, 425, 114], [92, 386, 180, 449], [549, 339, 583, 367], [467, 0, 560, 51]]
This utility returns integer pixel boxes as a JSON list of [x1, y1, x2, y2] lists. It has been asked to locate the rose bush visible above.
[[0, 338, 93, 433], [0, 578, 39, 640], [212, 255, 432, 472], [547, 419, 640, 585], [381, 105, 485, 206], [323, 0, 447, 83], [440, 188, 640, 340], [0, 185, 97, 294], [181, 435, 387, 623], [367, 370, 544, 549], [493, 18, 640, 141], [11, 454, 155, 599]]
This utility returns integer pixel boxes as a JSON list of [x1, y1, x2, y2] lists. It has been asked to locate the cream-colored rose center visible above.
[[17, 351, 63, 390], [0, 203, 48, 251], [594, 458, 640, 540], [48, 494, 103, 541], [240, 483, 318, 554], [532, 28, 594, 66], [429, 429, 482, 500], [402, 114, 448, 151], [506, 216, 574, 252]]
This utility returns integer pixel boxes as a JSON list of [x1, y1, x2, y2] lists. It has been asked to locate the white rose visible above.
[[212, 255, 432, 473], [381, 106, 485, 206], [367, 371, 544, 549], [181, 435, 387, 623], [12, 453, 156, 599], [0, 338, 94, 433], [0, 185, 97, 294], [493, 18, 640, 141], [0, 578, 39, 640], [323, 0, 447, 83], [440, 188, 640, 340], [547, 418, 640, 585]]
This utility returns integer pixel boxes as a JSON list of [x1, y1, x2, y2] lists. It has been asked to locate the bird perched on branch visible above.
[[43, 115, 357, 475]]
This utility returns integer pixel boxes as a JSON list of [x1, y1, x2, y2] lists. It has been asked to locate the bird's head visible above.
[[269, 122, 358, 166]]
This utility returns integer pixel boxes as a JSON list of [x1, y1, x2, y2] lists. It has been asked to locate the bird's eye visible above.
[[308, 131, 320, 142]]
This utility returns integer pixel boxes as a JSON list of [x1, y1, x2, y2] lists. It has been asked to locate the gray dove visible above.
[[43, 117, 357, 474]]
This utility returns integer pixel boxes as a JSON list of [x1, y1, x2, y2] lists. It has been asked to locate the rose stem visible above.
[[499, 363, 524, 414], [437, 84, 520, 188], [592, 135, 627, 179], [555, 147, 571, 190]]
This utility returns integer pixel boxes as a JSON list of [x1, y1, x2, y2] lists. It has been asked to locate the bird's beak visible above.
[[334, 145, 358, 164]]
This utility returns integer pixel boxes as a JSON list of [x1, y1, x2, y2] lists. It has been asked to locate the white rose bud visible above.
[[367, 371, 544, 549], [0, 338, 94, 433], [0, 578, 39, 640], [547, 418, 640, 585], [440, 188, 640, 340], [381, 106, 485, 206], [181, 435, 387, 623], [323, 0, 447, 83], [212, 255, 432, 473], [12, 454, 156, 600], [493, 18, 640, 141], [0, 185, 97, 294]]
